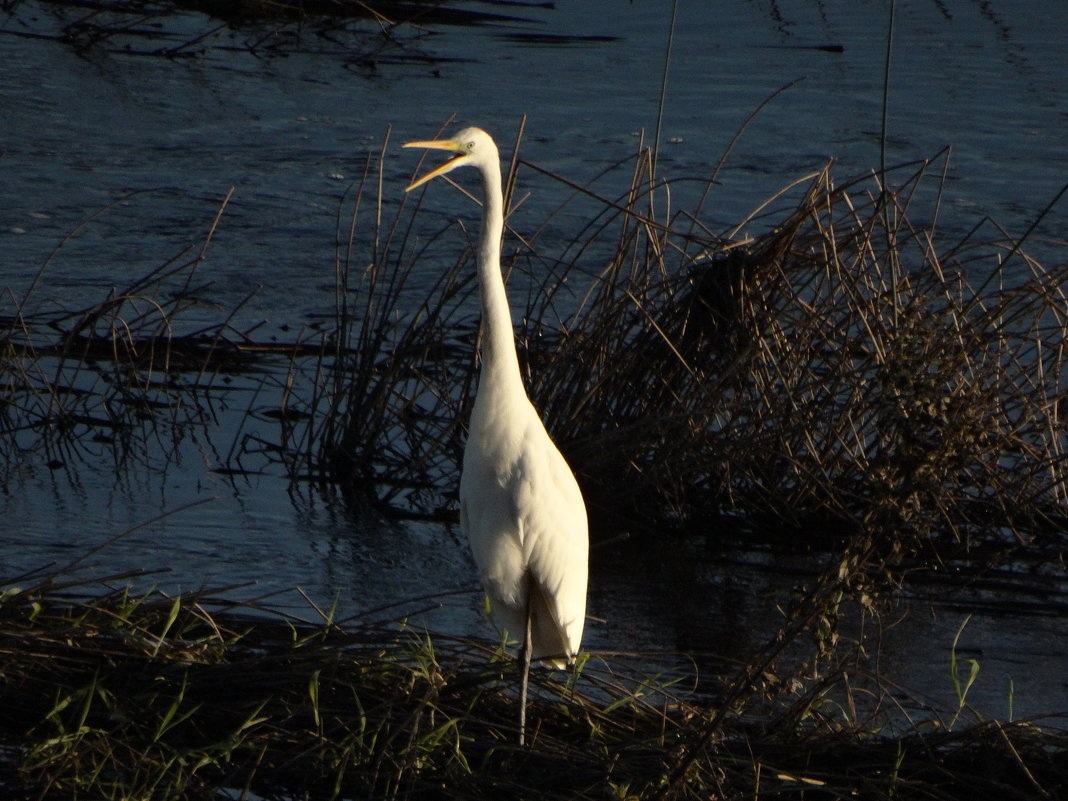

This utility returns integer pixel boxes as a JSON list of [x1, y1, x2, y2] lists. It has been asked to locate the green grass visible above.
[[1, 567, 1065, 800]]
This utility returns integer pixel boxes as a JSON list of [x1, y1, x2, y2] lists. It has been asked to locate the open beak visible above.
[[403, 139, 469, 191]]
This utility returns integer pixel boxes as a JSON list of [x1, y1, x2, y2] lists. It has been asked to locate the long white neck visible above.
[[475, 158, 525, 400]]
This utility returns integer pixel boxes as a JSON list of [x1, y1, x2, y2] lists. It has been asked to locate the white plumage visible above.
[[404, 127, 589, 684]]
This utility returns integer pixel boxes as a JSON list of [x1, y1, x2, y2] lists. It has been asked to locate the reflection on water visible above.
[[2, 0, 1067, 722], [4, 0, 1065, 318]]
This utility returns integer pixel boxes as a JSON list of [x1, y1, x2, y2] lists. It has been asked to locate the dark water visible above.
[[2, 0, 1067, 722]]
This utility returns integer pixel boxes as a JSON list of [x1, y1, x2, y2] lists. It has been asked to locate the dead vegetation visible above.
[[3, 130, 1065, 578], [0, 190, 337, 483], [320, 132, 1068, 582]]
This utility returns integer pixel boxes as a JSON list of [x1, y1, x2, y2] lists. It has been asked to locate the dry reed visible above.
[[321, 136, 1068, 587], [0, 194, 324, 479]]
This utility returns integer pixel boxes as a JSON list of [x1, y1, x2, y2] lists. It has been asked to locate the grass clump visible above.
[[0, 567, 690, 799], [1, 567, 1065, 800], [542, 147, 1068, 561]]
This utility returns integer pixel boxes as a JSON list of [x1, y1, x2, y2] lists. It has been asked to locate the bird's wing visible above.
[[511, 418, 589, 658]]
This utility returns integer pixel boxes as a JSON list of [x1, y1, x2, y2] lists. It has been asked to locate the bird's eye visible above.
[[466, 141, 476, 152]]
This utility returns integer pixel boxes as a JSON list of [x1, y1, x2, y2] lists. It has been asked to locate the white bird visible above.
[[404, 127, 588, 744]]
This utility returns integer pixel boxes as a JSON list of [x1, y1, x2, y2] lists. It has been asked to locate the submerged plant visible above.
[[949, 614, 982, 730]]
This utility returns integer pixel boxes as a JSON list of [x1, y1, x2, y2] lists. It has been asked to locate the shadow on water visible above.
[[1, 0, 551, 61]]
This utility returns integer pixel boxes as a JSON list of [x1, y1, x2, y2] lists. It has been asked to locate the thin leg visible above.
[[518, 591, 532, 747]]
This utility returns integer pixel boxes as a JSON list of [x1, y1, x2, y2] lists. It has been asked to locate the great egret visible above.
[[404, 127, 588, 745]]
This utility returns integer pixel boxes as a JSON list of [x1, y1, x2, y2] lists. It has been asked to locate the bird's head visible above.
[[403, 127, 499, 191]]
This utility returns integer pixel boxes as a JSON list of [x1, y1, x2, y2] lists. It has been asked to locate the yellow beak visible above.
[[403, 139, 469, 191]]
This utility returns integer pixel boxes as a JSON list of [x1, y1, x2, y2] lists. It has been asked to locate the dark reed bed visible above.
[[319, 133, 1068, 582], [1, 565, 1065, 800]]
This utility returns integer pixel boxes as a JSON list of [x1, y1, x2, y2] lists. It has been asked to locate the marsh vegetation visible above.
[[2, 563, 1066, 800], [2, 124, 1066, 797], [4, 0, 1068, 794]]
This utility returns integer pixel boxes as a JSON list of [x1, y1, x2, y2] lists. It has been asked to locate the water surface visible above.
[[2, 0, 1067, 722]]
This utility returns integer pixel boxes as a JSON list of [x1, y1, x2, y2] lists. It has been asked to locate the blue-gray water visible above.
[[2, 0, 1066, 722]]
